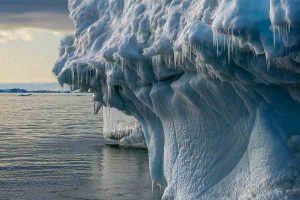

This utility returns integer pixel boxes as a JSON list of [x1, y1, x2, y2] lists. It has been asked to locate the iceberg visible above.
[[103, 107, 147, 149], [53, 0, 300, 199]]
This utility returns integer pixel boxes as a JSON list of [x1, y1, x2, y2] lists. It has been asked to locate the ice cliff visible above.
[[53, 0, 300, 199]]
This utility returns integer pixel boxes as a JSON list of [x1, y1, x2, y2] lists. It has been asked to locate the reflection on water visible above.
[[65, 147, 161, 200], [0, 94, 160, 200]]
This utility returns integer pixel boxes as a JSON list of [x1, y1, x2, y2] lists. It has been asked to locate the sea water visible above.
[[0, 93, 160, 200]]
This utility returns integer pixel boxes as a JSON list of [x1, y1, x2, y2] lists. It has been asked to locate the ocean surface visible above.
[[0, 93, 160, 200]]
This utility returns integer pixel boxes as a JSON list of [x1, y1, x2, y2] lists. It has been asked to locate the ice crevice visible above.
[[53, 0, 300, 199]]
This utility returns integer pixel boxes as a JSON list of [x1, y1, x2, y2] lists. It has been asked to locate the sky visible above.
[[0, 0, 73, 83]]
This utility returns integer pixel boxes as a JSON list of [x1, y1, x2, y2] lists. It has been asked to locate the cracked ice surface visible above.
[[53, 0, 300, 199]]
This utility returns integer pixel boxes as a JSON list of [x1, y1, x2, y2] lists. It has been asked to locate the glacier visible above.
[[53, 0, 300, 199]]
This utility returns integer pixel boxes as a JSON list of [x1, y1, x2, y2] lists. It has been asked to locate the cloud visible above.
[[0, 0, 68, 13], [0, 0, 73, 43], [0, 29, 33, 43]]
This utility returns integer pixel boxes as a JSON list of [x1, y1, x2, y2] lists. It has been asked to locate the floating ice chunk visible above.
[[103, 107, 147, 149]]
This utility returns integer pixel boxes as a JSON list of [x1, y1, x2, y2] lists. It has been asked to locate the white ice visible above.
[[103, 107, 147, 149]]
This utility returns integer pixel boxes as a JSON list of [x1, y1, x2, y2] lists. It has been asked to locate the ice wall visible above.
[[54, 0, 300, 199], [103, 107, 147, 149]]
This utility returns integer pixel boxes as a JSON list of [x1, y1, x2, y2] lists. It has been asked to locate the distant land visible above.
[[0, 82, 71, 93], [0, 82, 67, 91], [0, 88, 70, 94]]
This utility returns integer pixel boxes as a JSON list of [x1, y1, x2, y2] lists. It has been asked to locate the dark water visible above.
[[0, 94, 160, 200]]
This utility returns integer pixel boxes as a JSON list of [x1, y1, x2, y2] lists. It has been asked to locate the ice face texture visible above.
[[53, 0, 300, 199]]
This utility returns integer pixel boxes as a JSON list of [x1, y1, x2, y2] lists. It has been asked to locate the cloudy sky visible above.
[[0, 0, 73, 83]]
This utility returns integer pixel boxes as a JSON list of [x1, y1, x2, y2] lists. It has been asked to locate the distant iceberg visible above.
[[54, 0, 300, 199], [102, 107, 147, 149]]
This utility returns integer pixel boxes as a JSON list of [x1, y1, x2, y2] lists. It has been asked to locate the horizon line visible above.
[[0, 81, 58, 85]]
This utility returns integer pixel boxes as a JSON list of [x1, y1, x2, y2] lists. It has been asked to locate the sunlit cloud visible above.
[[0, 0, 73, 83], [0, 28, 69, 44], [0, 29, 33, 43]]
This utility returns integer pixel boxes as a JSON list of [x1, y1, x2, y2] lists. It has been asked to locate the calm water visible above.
[[0, 94, 160, 200]]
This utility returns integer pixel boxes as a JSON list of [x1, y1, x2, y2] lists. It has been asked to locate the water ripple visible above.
[[0, 94, 160, 200]]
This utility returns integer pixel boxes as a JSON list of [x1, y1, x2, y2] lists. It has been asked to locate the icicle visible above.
[[266, 57, 272, 71], [94, 101, 101, 114], [160, 185, 163, 195], [272, 25, 277, 48], [71, 66, 75, 89], [152, 181, 155, 195], [77, 65, 80, 89]]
